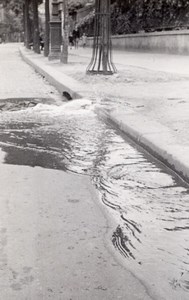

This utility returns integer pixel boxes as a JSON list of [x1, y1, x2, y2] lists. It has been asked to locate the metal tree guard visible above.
[[87, 0, 116, 75]]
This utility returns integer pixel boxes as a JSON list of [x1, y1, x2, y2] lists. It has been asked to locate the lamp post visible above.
[[48, 0, 61, 60], [87, 0, 116, 75]]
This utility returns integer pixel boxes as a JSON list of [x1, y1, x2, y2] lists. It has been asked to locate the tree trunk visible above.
[[44, 0, 50, 57], [23, 3, 26, 45], [101, 0, 109, 72], [32, 0, 40, 54], [87, 0, 116, 74], [24, 0, 31, 49], [60, 0, 69, 64]]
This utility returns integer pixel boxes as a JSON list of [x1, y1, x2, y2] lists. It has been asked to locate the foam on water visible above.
[[32, 99, 94, 116]]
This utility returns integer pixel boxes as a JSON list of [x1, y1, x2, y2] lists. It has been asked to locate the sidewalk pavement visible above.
[[20, 45, 189, 183]]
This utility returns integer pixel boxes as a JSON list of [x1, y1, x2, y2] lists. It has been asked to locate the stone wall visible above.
[[87, 30, 189, 54]]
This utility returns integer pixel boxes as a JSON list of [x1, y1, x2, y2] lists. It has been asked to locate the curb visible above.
[[97, 108, 189, 183], [19, 47, 88, 100], [20, 47, 189, 184]]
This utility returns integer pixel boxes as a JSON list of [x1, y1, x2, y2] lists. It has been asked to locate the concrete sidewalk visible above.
[[20, 45, 189, 183]]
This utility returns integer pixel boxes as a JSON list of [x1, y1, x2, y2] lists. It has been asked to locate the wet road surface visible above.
[[0, 98, 188, 299]]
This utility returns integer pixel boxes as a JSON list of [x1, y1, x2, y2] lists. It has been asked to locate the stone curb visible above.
[[97, 108, 189, 183], [20, 47, 189, 184], [19, 47, 88, 100]]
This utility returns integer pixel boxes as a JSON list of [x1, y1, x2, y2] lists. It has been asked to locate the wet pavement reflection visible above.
[[0, 99, 188, 299]]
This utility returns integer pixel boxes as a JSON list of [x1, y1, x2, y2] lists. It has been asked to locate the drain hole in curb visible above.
[[62, 91, 72, 101]]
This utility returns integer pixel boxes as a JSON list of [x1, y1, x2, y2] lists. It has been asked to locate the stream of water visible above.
[[0, 99, 188, 299]]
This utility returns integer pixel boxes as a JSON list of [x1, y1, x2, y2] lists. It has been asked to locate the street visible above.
[[0, 44, 189, 300]]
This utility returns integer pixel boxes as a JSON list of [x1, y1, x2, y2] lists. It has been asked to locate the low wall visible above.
[[87, 30, 189, 54]]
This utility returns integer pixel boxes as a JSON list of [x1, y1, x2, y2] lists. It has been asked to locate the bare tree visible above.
[[60, 0, 69, 63], [101, 0, 109, 72], [44, 0, 50, 57], [32, 0, 40, 53], [23, 0, 32, 48], [87, 0, 116, 75]]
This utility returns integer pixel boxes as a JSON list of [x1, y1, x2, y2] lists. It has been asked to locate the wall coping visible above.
[[112, 30, 189, 38], [88, 29, 189, 39]]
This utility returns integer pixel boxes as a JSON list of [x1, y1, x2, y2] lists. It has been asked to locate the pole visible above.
[[48, 0, 61, 60]]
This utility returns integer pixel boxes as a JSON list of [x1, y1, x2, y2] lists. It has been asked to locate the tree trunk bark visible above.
[[60, 0, 69, 64], [44, 0, 50, 57], [24, 0, 31, 49], [32, 0, 40, 54], [101, 0, 109, 73], [23, 3, 26, 46]]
